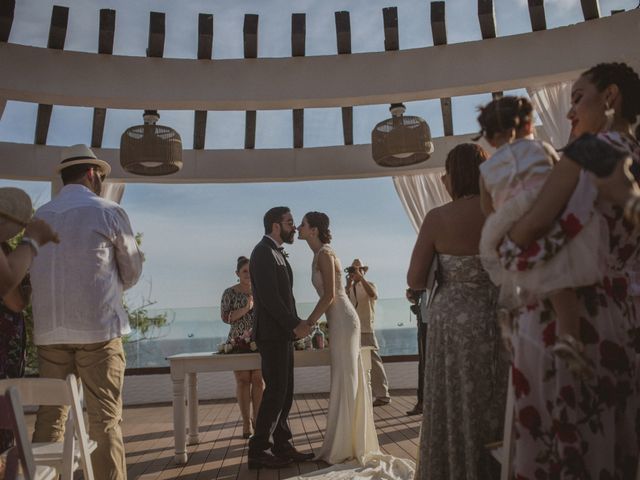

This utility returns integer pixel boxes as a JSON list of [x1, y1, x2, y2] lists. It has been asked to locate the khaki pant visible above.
[[33, 338, 127, 480], [361, 332, 390, 401]]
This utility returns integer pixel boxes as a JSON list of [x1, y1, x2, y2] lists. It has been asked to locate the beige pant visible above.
[[361, 332, 390, 401], [33, 338, 127, 480]]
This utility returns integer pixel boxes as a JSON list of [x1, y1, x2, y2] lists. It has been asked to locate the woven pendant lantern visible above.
[[120, 110, 183, 176], [371, 103, 433, 167]]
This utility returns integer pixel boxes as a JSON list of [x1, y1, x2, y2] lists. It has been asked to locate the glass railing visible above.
[[123, 297, 419, 368]]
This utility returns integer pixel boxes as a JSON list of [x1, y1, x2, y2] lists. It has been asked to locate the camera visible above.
[[344, 266, 357, 275]]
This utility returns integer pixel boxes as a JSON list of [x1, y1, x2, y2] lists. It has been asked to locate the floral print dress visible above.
[[500, 132, 640, 479], [417, 254, 508, 480], [220, 287, 255, 341]]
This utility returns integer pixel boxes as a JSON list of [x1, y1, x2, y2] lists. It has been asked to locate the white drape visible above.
[[527, 80, 573, 148], [392, 170, 451, 233]]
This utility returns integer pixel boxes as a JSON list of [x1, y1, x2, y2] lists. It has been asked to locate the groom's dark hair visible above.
[[264, 206, 291, 234]]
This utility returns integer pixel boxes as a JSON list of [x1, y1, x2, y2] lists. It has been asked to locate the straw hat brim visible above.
[[56, 158, 112, 176], [0, 188, 32, 242]]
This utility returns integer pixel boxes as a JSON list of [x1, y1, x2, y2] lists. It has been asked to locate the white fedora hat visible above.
[[0, 187, 32, 241], [56, 144, 112, 176]]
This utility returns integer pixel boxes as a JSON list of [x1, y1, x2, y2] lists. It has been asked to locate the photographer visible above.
[[346, 259, 390, 406], [405, 288, 426, 416]]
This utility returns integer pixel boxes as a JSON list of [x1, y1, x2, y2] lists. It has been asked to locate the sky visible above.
[[0, 0, 636, 309]]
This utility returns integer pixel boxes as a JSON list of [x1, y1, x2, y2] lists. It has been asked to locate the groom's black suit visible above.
[[248, 236, 301, 456]]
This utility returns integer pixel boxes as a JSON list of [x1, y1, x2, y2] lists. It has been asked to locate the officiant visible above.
[[346, 259, 391, 406]]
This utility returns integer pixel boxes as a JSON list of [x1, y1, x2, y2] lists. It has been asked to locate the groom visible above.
[[248, 206, 314, 469]]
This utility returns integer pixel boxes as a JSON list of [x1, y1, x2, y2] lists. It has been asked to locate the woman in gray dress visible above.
[[407, 143, 508, 480]]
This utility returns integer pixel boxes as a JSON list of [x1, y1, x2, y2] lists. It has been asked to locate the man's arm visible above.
[[251, 245, 301, 332], [358, 278, 377, 300], [112, 208, 144, 290]]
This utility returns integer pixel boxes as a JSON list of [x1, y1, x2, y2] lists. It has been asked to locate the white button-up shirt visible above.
[[31, 184, 144, 345]]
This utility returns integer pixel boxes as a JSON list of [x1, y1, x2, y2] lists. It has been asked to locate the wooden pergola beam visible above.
[[581, 0, 600, 20], [430, 2, 452, 136], [147, 11, 165, 58], [383, 7, 399, 51], [2, 10, 637, 110], [91, 9, 115, 148], [528, 0, 547, 32], [193, 13, 213, 150], [35, 5, 68, 145], [0, 0, 16, 43], [244, 14, 258, 149], [292, 13, 305, 149], [477, 1, 503, 102], [335, 11, 353, 146], [478, 0, 496, 40]]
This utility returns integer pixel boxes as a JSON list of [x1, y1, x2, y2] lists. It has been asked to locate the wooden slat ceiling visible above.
[[243, 14, 258, 149], [35, 5, 68, 145], [292, 13, 305, 149], [430, 1, 453, 137], [0, 0, 15, 43], [335, 11, 353, 146], [1, 1, 613, 154], [193, 13, 213, 150], [91, 9, 115, 148]]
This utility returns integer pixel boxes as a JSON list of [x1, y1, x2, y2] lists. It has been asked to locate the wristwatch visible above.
[[19, 236, 40, 256]]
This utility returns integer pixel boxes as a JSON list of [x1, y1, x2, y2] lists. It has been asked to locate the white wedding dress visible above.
[[289, 245, 414, 480]]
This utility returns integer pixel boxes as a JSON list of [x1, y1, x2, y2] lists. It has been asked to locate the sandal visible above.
[[242, 420, 252, 439], [553, 334, 594, 379]]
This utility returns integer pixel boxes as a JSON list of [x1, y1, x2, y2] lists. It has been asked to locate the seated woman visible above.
[[220, 256, 264, 439]]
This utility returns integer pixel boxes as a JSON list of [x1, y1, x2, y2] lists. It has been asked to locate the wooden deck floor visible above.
[[121, 389, 420, 480]]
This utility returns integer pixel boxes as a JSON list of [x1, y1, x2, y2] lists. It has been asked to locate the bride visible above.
[[297, 211, 414, 478]]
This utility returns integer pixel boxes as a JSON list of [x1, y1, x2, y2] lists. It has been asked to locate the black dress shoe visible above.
[[248, 452, 293, 470], [406, 405, 423, 416], [273, 447, 315, 462]]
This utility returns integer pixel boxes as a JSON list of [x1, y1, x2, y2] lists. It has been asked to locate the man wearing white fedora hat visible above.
[[345, 258, 391, 407], [30, 144, 143, 480]]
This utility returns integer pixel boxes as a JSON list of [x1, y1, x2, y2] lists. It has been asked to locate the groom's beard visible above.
[[281, 228, 295, 244]]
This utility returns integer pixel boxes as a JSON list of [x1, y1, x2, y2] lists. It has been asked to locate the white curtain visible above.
[[527, 80, 573, 148], [392, 169, 451, 233]]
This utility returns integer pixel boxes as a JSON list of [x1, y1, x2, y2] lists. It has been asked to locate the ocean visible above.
[[124, 297, 419, 368]]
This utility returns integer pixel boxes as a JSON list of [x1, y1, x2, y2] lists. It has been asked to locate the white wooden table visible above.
[[167, 348, 372, 464]]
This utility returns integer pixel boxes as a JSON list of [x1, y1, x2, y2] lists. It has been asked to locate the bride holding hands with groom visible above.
[[248, 206, 413, 479]]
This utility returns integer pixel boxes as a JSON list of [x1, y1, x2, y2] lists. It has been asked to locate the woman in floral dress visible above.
[[408, 144, 508, 480], [220, 256, 264, 438], [500, 63, 640, 478]]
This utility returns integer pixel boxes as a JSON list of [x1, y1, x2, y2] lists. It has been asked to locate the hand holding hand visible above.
[[25, 219, 60, 246], [293, 320, 311, 339]]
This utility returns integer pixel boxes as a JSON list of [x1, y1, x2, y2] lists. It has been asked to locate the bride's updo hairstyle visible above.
[[305, 211, 332, 244], [581, 62, 640, 124]]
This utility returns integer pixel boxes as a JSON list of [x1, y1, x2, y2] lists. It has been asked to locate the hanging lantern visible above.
[[371, 103, 433, 167], [120, 110, 183, 176]]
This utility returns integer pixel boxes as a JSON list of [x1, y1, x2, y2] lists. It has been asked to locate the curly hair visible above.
[[475, 96, 533, 141], [304, 211, 332, 244], [582, 62, 640, 124], [445, 143, 489, 200]]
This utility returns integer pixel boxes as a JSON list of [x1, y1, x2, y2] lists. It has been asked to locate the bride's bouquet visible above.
[[217, 329, 258, 354]]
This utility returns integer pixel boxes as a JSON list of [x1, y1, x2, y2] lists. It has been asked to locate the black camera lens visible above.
[[344, 266, 356, 274]]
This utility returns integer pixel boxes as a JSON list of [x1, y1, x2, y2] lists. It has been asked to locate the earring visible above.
[[604, 102, 615, 131]]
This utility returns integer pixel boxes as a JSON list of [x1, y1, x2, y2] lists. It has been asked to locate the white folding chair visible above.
[[0, 374, 96, 480], [1, 388, 57, 480]]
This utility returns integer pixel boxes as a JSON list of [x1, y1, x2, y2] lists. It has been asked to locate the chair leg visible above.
[[501, 367, 515, 480]]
